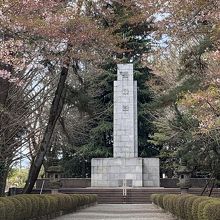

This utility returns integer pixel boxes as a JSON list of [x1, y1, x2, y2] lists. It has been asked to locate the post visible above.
[[122, 179, 127, 203], [40, 180, 45, 195]]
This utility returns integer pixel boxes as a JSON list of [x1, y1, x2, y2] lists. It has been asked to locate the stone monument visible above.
[[91, 64, 160, 187]]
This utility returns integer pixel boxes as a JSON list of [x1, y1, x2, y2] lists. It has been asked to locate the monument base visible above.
[[91, 157, 159, 187]]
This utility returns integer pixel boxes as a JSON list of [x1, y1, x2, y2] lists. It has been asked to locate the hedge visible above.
[[0, 193, 97, 220], [203, 200, 220, 220], [0, 201, 6, 220], [151, 193, 220, 220], [0, 197, 15, 220]]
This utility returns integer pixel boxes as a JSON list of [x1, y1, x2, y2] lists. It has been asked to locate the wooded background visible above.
[[0, 0, 219, 195]]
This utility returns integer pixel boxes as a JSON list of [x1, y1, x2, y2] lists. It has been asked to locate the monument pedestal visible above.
[[91, 64, 160, 188], [91, 158, 159, 187]]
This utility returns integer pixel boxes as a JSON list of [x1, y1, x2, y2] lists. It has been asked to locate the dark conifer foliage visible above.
[[79, 1, 158, 159]]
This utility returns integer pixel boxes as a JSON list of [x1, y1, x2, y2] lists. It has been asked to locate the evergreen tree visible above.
[[149, 37, 219, 178], [78, 1, 158, 159]]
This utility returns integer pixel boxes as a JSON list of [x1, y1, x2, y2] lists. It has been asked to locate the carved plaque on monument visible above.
[[122, 105, 129, 111], [120, 71, 129, 79], [122, 89, 129, 95]]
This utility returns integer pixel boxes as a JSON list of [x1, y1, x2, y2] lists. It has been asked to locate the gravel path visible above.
[[55, 204, 176, 220]]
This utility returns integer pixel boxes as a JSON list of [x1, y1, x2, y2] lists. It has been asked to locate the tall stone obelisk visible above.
[[113, 64, 138, 158], [91, 64, 160, 187]]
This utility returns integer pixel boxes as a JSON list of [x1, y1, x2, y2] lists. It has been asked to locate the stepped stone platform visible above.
[[54, 204, 176, 220], [92, 158, 159, 187], [32, 187, 220, 204]]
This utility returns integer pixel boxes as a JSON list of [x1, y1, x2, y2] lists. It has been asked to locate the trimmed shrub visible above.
[[56, 193, 68, 212], [185, 195, 199, 220], [47, 195, 60, 215], [203, 200, 220, 220], [9, 197, 23, 220], [89, 194, 97, 204], [162, 194, 172, 212], [37, 195, 51, 216], [69, 195, 78, 212], [0, 201, 6, 220], [191, 196, 211, 220], [14, 195, 32, 219], [25, 194, 40, 218], [74, 194, 84, 206], [152, 193, 220, 220], [158, 194, 165, 209], [63, 194, 73, 212], [163, 194, 178, 215], [0, 193, 97, 220], [175, 194, 195, 219], [153, 194, 165, 208], [197, 199, 218, 220], [38, 195, 50, 216], [0, 198, 15, 220], [150, 194, 158, 204], [42, 195, 54, 215], [151, 194, 165, 207]]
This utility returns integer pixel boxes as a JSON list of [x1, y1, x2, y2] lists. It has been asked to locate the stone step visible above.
[[34, 188, 220, 204]]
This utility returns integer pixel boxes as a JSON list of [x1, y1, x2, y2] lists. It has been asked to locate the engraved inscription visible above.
[[122, 89, 129, 95], [120, 71, 128, 79], [122, 105, 129, 111]]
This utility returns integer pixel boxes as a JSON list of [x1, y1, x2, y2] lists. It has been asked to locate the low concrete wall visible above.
[[160, 178, 213, 188], [36, 178, 212, 189], [36, 178, 91, 189]]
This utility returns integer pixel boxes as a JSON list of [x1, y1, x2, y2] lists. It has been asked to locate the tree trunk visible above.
[[23, 63, 69, 193], [0, 174, 7, 196], [0, 64, 12, 196], [0, 161, 8, 196]]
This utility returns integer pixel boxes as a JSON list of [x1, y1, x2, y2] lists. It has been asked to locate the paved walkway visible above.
[[55, 204, 176, 220]]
